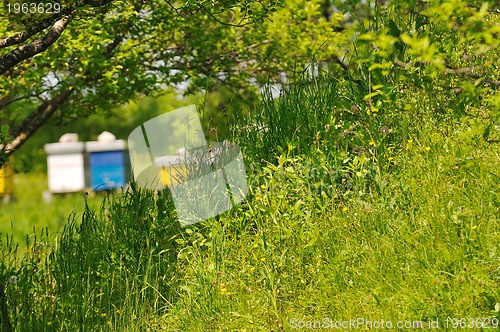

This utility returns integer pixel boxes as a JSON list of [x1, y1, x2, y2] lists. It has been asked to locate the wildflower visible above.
[[342, 207, 348, 212], [8, 275, 17, 285], [471, 225, 478, 230], [425, 146, 431, 151], [406, 139, 413, 150], [220, 283, 231, 295], [260, 184, 266, 189], [388, 157, 394, 161], [253, 242, 258, 248], [261, 257, 266, 262], [250, 267, 255, 272], [47, 322, 52, 326], [369, 141, 375, 146], [380, 126, 389, 134], [101, 313, 107, 317]]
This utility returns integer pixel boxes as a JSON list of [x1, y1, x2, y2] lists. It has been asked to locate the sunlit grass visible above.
[[1, 73, 499, 331], [0, 173, 104, 250]]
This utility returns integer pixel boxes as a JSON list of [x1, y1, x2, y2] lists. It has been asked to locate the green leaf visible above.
[[400, 34, 413, 46], [482, 123, 492, 141], [364, 91, 383, 100], [387, 19, 400, 37]]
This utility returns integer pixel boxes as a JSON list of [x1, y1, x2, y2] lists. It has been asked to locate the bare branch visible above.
[[201, 3, 270, 27], [165, 0, 185, 17]]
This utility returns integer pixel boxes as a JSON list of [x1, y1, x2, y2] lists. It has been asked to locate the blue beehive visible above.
[[85, 132, 129, 191]]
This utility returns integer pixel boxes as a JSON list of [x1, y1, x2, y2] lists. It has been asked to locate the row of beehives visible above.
[[45, 132, 131, 194], [44, 131, 185, 197]]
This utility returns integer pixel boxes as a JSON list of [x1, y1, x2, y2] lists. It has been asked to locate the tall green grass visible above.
[[1, 71, 499, 331], [0, 173, 103, 249]]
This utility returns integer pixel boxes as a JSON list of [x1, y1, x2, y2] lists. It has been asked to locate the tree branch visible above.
[[0, 14, 73, 75], [0, 0, 114, 51], [1, 88, 73, 156], [1, 2, 136, 157], [202, 4, 249, 27], [0, 12, 68, 50], [0, 90, 48, 110]]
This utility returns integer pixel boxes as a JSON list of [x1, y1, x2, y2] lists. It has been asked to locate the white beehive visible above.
[[44, 135, 86, 193]]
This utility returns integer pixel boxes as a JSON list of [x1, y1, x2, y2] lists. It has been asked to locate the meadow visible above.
[[0, 173, 104, 248], [1, 72, 499, 331]]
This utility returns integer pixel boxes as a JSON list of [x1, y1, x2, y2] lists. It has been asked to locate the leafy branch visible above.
[[394, 58, 500, 87], [0, 14, 75, 75]]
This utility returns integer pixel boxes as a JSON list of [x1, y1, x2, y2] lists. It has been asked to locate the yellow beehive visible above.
[[0, 160, 14, 195], [155, 155, 188, 187]]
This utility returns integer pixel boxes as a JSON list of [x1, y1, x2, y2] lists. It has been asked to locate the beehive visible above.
[[86, 139, 129, 191], [0, 160, 14, 195], [155, 155, 188, 187], [44, 141, 86, 193]]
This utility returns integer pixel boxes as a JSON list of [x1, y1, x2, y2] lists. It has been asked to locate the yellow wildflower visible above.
[[406, 139, 413, 150]]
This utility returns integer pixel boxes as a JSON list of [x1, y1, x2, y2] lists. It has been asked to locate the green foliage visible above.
[[0, 124, 11, 166], [0, 0, 346, 130], [349, 0, 499, 115], [10, 89, 253, 173], [1, 186, 183, 331], [2, 63, 500, 329], [1, 0, 500, 330]]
